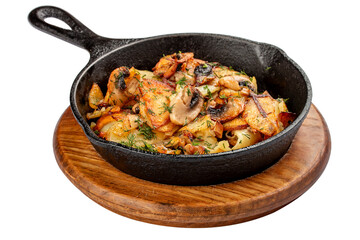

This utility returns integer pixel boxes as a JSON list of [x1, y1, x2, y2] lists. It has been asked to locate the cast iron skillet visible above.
[[29, 6, 312, 186]]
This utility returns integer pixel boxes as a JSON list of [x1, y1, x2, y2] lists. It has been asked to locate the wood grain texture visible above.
[[53, 104, 331, 227]]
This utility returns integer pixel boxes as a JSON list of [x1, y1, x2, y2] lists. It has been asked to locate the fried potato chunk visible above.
[[243, 96, 281, 136], [223, 117, 248, 131], [230, 129, 262, 150], [88, 83, 104, 109], [139, 79, 173, 129]]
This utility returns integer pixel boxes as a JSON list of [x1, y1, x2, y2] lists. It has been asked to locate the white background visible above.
[[1, 0, 359, 239]]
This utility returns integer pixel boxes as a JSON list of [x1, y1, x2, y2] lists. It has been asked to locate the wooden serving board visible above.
[[53, 104, 330, 227]]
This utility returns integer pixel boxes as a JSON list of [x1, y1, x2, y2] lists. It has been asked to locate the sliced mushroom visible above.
[[214, 65, 258, 93], [169, 57, 205, 85], [132, 102, 140, 114], [103, 67, 140, 107], [170, 71, 196, 86], [116, 67, 130, 90], [152, 52, 194, 79], [218, 75, 257, 93], [181, 58, 205, 75], [194, 63, 215, 85], [207, 89, 246, 123], [176, 52, 194, 63], [194, 62, 212, 74], [152, 54, 178, 78], [169, 86, 204, 125]]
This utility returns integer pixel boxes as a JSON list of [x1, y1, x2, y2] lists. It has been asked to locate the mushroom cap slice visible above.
[[169, 86, 204, 125], [103, 67, 140, 107], [207, 89, 246, 123], [196, 84, 220, 98], [152, 52, 194, 79], [194, 63, 216, 85], [152, 54, 177, 78], [214, 66, 258, 93]]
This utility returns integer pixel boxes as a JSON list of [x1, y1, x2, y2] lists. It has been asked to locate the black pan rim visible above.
[[70, 32, 312, 159]]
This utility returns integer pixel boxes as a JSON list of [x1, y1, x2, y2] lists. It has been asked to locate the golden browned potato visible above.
[[179, 115, 222, 137], [210, 140, 232, 154], [242, 96, 281, 136], [88, 83, 104, 109], [223, 117, 248, 131], [139, 79, 174, 129], [230, 129, 262, 150]]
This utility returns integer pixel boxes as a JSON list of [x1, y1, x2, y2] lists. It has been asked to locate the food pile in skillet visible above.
[[86, 52, 296, 155]]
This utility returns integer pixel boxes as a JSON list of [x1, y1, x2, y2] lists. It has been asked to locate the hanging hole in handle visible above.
[[29, 6, 140, 59], [28, 6, 100, 50], [44, 17, 72, 30]]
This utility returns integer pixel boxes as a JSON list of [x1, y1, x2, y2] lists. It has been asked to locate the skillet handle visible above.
[[28, 6, 138, 59]]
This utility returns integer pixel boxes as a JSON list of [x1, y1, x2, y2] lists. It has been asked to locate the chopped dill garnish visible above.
[[160, 102, 175, 114], [114, 72, 124, 89], [120, 134, 136, 147], [204, 85, 213, 99], [242, 133, 251, 139], [138, 141, 158, 153], [240, 70, 247, 76], [186, 88, 192, 96], [137, 122, 155, 140], [204, 141, 214, 149], [147, 109, 155, 116], [176, 77, 187, 88], [191, 140, 201, 146]]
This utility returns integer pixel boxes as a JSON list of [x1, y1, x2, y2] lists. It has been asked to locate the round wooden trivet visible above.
[[53, 104, 330, 227]]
